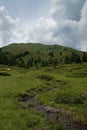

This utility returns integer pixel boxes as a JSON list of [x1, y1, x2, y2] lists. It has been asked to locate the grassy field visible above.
[[0, 63, 87, 130]]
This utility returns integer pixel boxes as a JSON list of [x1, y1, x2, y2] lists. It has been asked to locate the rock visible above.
[[45, 106, 60, 113]]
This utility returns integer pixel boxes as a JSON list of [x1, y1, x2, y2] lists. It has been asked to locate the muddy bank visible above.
[[19, 93, 87, 130]]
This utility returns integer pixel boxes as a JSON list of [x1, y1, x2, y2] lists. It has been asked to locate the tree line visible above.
[[0, 50, 87, 68]]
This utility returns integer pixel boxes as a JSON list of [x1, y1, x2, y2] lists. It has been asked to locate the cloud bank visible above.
[[0, 5, 27, 47], [0, 0, 87, 51], [0, 6, 18, 46]]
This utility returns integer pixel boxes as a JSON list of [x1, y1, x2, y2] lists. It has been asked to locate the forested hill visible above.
[[0, 43, 87, 67]]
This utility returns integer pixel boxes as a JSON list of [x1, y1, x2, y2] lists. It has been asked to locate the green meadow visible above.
[[0, 63, 87, 130]]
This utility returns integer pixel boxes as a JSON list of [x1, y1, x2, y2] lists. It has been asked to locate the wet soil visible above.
[[19, 87, 87, 130]]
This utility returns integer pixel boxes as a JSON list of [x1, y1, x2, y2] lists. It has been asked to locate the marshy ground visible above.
[[0, 63, 87, 130]]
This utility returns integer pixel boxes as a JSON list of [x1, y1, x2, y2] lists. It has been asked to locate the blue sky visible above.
[[0, 0, 51, 24], [0, 0, 87, 51]]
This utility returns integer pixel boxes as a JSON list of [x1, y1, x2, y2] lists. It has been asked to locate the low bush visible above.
[[55, 93, 87, 105]]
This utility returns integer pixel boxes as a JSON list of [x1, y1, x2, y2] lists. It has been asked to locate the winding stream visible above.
[[20, 92, 87, 130]]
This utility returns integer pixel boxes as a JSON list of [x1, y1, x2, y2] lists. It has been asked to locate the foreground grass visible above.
[[0, 63, 87, 129]]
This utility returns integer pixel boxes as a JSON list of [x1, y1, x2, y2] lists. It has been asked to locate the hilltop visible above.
[[0, 43, 87, 67]]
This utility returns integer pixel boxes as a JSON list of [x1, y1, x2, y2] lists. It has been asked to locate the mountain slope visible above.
[[0, 43, 87, 67]]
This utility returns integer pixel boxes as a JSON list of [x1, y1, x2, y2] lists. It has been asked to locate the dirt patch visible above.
[[18, 85, 87, 130], [18, 93, 33, 102], [19, 93, 87, 130], [37, 74, 54, 81]]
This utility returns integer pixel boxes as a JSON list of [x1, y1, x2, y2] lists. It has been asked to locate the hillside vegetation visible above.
[[0, 43, 87, 67], [0, 43, 87, 130]]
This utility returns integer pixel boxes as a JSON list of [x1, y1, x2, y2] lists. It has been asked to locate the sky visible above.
[[0, 0, 87, 51]]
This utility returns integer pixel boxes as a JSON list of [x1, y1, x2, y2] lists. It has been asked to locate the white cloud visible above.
[[78, 0, 87, 50], [0, 5, 17, 46], [50, 0, 86, 21], [0, 5, 28, 47], [26, 0, 87, 51], [25, 17, 58, 44], [0, 0, 87, 51]]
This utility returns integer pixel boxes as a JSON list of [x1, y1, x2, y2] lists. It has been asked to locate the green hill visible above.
[[0, 43, 87, 129], [0, 43, 87, 67]]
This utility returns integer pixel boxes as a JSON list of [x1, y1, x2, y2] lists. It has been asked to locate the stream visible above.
[[20, 92, 87, 130]]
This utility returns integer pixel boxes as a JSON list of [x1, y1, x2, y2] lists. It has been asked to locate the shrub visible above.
[[55, 93, 86, 105]]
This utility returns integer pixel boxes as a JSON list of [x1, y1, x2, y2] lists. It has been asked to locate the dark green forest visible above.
[[0, 43, 87, 67]]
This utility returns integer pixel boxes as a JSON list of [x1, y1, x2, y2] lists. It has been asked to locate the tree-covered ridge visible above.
[[0, 43, 87, 67]]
